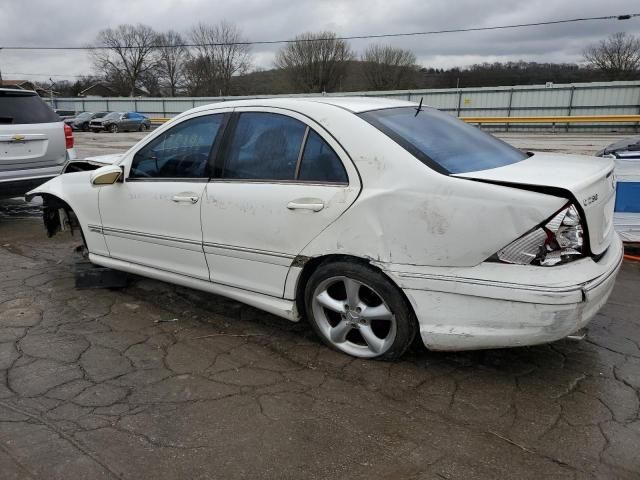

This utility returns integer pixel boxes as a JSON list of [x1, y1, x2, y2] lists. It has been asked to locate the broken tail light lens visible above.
[[493, 204, 584, 266]]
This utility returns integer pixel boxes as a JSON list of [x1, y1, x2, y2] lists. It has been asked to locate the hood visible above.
[[455, 152, 616, 255], [82, 153, 124, 165]]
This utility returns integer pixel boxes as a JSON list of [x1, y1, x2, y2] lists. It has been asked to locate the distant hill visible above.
[[228, 60, 618, 96]]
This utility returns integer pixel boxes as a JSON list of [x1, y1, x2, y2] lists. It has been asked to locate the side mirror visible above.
[[90, 165, 122, 185]]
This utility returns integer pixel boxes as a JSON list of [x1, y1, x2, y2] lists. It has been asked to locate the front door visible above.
[[201, 108, 360, 296], [99, 112, 228, 280]]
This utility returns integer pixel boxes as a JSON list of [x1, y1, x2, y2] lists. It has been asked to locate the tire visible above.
[[91, 129, 100, 133], [304, 260, 417, 360], [139, 123, 148, 132], [109, 124, 118, 133], [82, 122, 89, 132]]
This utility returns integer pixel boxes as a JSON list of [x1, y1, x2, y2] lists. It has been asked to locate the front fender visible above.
[[26, 172, 110, 256]]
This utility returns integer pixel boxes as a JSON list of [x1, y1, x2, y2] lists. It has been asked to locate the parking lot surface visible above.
[[1, 133, 639, 479]]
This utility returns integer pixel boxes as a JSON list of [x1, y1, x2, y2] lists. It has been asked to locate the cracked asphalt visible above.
[[0, 132, 639, 479], [2, 217, 640, 479]]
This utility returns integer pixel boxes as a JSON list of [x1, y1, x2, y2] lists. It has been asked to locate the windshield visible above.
[[75, 112, 92, 120], [93, 112, 108, 118], [105, 112, 121, 120], [360, 106, 527, 174]]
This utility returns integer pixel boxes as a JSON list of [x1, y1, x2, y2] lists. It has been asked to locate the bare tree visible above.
[[584, 32, 640, 79], [156, 31, 188, 96], [361, 44, 417, 90], [275, 32, 353, 93], [187, 21, 251, 96], [90, 24, 159, 96]]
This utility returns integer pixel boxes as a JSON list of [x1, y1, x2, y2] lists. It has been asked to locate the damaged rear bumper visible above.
[[381, 234, 623, 351]]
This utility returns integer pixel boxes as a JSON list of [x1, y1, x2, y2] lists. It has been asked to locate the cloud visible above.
[[0, 0, 638, 82]]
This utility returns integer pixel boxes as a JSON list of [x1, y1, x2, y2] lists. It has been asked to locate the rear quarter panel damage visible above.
[[290, 102, 567, 269]]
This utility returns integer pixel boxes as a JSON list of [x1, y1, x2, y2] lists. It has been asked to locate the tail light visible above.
[[492, 204, 585, 266], [64, 123, 74, 149]]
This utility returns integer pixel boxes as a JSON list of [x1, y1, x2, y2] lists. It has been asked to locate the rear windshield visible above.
[[0, 91, 60, 125], [360, 106, 527, 174]]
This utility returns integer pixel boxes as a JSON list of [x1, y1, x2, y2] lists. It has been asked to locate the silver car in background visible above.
[[0, 88, 75, 198]]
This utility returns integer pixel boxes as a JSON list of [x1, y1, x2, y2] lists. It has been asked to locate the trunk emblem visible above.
[[10, 135, 26, 142]]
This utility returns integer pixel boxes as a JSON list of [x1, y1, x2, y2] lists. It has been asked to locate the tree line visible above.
[[52, 24, 640, 97]]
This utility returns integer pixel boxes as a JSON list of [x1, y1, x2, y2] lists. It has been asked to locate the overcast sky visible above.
[[0, 0, 639, 83]]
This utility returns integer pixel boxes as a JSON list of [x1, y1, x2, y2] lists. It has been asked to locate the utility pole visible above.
[[0, 48, 3, 85], [49, 77, 55, 109]]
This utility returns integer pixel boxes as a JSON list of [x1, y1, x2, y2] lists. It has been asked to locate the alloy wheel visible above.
[[311, 276, 397, 358]]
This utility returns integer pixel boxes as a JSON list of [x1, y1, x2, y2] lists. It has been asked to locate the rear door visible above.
[[201, 107, 360, 297], [0, 90, 66, 179], [99, 110, 230, 279]]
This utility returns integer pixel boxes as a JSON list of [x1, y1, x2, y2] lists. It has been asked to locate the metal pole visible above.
[[162, 99, 166, 118], [456, 89, 462, 117], [635, 86, 640, 133], [566, 86, 575, 133], [506, 88, 514, 133]]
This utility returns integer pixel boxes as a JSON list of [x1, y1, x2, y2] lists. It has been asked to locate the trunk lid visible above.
[[455, 152, 616, 255]]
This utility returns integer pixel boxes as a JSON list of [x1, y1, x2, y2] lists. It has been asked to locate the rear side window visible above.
[[360, 107, 527, 174], [130, 114, 223, 178], [298, 130, 347, 183], [223, 113, 306, 180], [0, 91, 59, 124], [222, 112, 348, 184]]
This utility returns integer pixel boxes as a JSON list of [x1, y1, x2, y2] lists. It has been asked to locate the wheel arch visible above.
[[33, 192, 84, 240], [293, 253, 417, 323]]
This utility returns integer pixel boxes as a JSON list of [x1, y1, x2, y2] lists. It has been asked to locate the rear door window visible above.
[[223, 113, 306, 180], [0, 91, 59, 124], [298, 130, 348, 183]]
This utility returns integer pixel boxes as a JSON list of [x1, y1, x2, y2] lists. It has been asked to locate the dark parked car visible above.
[[597, 136, 640, 159], [70, 111, 109, 131], [90, 111, 151, 133], [54, 109, 78, 121]]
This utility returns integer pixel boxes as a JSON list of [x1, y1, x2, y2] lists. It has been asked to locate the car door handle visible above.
[[287, 199, 325, 212], [172, 194, 199, 204]]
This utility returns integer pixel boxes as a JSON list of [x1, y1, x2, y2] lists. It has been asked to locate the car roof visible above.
[[189, 96, 417, 115], [0, 87, 38, 95]]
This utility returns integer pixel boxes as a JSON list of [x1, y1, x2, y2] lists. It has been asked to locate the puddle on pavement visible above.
[[0, 198, 42, 219]]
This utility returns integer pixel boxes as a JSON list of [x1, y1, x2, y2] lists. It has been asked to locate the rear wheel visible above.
[[139, 123, 148, 132], [304, 260, 417, 360]]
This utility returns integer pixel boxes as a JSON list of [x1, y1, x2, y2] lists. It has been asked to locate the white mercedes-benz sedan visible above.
[[27, 97, 623, 359]]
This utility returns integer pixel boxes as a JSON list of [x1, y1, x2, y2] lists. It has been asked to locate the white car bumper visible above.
[[381, 234, 624, 351]]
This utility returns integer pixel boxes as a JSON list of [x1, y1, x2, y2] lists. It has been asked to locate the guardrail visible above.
[[148, 114, 640, 128], [150, 117, 171, 124], [461, 115, 640, 124]]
